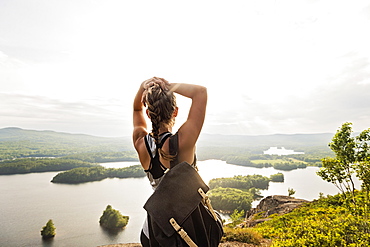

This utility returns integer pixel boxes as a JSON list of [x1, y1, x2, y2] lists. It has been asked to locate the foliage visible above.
[[254, 192, 370, 246], [99, 205, 129, 229], [272, 161, 307, 170], [317, 122, 370, 215], [224, 155, 254, 167], [288, 188, 296, 197], [222, 227, 262, 245], [270, 173, 284, 182], [209, 175, 270, 190], [41, 219, 56, 239], [52, 166, 107, 183], [61, 152, 138, 163], [208, 187, 253, 213], [106, 165, 145, 178], [51, 165, 145, 184], [229, 209, 245, 227], [0, 158, 96, 175]]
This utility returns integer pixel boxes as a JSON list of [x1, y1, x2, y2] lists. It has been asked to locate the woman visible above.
[[132, 77, 207, 246]]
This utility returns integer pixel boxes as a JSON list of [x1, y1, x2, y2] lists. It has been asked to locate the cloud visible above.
[[0, 50, 8, 62], [0, 93, 128, 137], [1, 1, 370, 136], [204, 52, 370, 135]]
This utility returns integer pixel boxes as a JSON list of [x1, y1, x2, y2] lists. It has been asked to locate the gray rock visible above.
[[242, 195, 309, 227]]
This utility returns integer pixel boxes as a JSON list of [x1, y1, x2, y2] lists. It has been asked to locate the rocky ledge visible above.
[[241, 195, 309, 227]]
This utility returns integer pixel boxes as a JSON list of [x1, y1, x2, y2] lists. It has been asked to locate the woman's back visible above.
[[133, 77, 207, 176], [132, 76, 208, 246]]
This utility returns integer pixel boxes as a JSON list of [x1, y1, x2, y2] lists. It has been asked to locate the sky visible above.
[[1, 0, 370, 137]]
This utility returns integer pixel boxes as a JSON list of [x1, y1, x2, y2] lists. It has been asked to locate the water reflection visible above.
[[41, 238, 55, 247], [100, 226, 125, 242]]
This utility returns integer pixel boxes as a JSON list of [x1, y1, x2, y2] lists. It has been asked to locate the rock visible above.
[[242, 195, 309, 227]]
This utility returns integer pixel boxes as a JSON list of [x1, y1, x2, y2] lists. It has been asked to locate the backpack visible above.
[[143, 133, 224, 247]]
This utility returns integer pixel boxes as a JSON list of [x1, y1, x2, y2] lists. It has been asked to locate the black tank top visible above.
[[144, 132, 172, 179]]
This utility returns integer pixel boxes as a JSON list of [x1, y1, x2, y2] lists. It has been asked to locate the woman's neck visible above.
[[159, 126, 172, 134]]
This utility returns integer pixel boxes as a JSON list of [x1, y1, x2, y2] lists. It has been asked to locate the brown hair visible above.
[[144, 83, 177, 160]]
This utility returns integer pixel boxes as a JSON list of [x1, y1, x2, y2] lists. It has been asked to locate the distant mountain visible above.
[[0, 127, 128, 145], [0, 128, 133, 160], [0, 127, 334, 160], [0, 127, 333, 149], [198, 132, 333, 148]]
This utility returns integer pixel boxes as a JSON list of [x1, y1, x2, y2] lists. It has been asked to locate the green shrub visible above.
[[254, 192, 370, 246], [222, 227, 262, 244]]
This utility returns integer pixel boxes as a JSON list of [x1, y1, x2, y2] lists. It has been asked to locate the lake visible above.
[[0, 160, 347, 247]]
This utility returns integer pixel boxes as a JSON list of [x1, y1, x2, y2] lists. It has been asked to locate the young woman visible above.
[[132, 77, 207, 246]]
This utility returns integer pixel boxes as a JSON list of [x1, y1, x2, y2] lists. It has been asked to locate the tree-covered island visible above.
[[99, 205, 129, 230], [208, 174, 283, 213], [51, 165, 145, 184], [40, 219, 56, 239], [0, 158, 98, 175]]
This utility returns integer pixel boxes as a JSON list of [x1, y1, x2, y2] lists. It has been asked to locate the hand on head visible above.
[[143, 77, 169, 90], [141, 77, 170, 106]]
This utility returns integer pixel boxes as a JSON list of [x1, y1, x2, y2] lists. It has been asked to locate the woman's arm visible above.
[[132, 81, 149, 150], [168, 83, 208, 149]]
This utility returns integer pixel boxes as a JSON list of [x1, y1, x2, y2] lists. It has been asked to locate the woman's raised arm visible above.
[[168, 83, 207, 149]]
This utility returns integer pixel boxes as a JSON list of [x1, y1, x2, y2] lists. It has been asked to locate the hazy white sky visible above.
[[1, 0, 370, 137]]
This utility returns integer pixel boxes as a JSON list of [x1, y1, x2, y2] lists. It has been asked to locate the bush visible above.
[[254, 192, 370, 246], [222, 227, 262, 244]]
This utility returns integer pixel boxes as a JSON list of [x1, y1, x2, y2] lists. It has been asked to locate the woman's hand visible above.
[[141, 77, 170, 105], [142, 77, 169, 89]]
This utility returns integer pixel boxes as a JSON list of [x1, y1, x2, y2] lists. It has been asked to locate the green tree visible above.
[[41, 219, 56, 239], [229, 209, 245, 227], [99, 205, 129, 229], [317, 122, 370, 214], [288, 188, 296, 197]]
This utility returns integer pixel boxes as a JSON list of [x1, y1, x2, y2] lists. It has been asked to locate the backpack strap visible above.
[[170, 218, 198, 247], [169, 132, 179, 169]]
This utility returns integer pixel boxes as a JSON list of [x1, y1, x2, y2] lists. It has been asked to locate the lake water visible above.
[[0, 160, 349, 247]]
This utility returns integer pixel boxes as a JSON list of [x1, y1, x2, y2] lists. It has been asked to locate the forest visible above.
[[0, 157, 97, 175], [51, 165, 145, 184], [208, 174, 283, 213]]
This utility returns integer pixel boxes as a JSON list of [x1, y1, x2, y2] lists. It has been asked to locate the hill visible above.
[[0, 127, 333, 161], [0, 127, 133, 160]]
